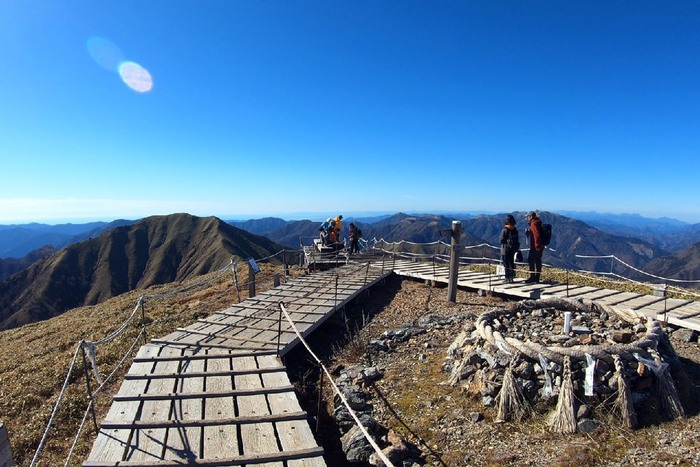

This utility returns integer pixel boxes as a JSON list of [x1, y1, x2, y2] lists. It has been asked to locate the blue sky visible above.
[[1, 1, 699, 224]]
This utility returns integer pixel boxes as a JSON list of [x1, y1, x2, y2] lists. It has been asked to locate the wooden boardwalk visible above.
[[84, 256, 698, 466], [84, 263, 389, 466], [389, 259, 700, 331]]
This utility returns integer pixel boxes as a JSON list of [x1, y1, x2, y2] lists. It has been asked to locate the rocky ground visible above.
[[286, 274, 700, 466]]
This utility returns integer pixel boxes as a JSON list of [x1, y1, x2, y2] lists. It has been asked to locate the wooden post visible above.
[[316, 366, 325, 433], [276, 303, 284, 356], [0, 422, 12, 467], [80, 342, 99, 433], [248, 264, 256, 298], [139, 296, 147, 345], [274, 272, 280, 287], [231, 260, 241, 303], [447, 220, 461, 303]]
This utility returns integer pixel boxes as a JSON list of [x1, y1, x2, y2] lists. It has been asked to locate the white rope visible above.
[[576, 254, 700, 284], [278, 303, 395, 467], [63, 398, 93, 467], [90, 296, 143, 347], [30, 343, 82, 467], [93, 327, 147, 395]]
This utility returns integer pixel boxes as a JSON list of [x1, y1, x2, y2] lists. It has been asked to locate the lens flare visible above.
[[119, 61, 154, 93], [87, 36, 124, 71]]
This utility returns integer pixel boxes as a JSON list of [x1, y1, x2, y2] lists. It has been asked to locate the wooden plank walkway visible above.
[[387, 259, 700, 331], [84, 263, 389, 466]]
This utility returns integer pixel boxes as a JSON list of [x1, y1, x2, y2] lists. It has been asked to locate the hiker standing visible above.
[[349, 223, 361, 254], [525, 211, 544, 283], [499, 214, 520, 283], [333, 214, 343, 240]]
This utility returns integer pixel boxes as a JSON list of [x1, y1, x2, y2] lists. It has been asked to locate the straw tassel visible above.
[[651, 349, 685, 421], [496, 355, 530, 422], [613, 354, 637, 429], [550, 356, 577, 433]]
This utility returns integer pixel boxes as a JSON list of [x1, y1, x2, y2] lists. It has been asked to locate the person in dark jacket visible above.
[[525, 211, 544, 283], [349, 222, 361, 254], [499, 214, 520, 283]]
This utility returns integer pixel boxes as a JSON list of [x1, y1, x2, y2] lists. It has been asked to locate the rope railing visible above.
[[29, 248, 298, 467], [25, 234, 700, 466], [576, 254, 700, 285], [29, 345, 82, 467], [278, 302, 395, 467], [370, 235, 700, 290]]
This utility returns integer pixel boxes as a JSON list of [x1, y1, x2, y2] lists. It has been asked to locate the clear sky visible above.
[[1, 1, 699, 224]]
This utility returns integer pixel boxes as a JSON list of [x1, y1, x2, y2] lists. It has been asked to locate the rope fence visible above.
[[28, 248, 298, 467], [278, 302, 395, 467], [23, 233, 700, 466]]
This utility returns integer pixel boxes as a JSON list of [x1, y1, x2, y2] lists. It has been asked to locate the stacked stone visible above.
[[446, 297, 688, 432]]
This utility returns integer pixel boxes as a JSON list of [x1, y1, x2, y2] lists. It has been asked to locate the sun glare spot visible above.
[[119, 62, 154, 93]]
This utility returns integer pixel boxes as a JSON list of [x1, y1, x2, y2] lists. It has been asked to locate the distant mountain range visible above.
[[1, 210, 699, 331], [555, 211, 700, 252], [0, 213, 284, 330]]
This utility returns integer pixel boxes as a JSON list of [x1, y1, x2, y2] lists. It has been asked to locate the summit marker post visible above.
[[447, 220, 462, 303]]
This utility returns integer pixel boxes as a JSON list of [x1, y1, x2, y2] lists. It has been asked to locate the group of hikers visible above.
[[319, 214, 362, 254], [499, 210, 547, 284], [316, 211, 544, 277]]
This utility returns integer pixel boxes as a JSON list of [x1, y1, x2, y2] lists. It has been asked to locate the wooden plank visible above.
[[102, 411, 308, 429], [234, 355, 283, 465], [163, 351, 204, 461], [83, 446, 325, 467], [133, 350, 278, 363], [125, 347, 183, 462], [177, 327, 280, 347], [124, 370, 282, 380], [197, 318, 301, 336], [593, 292, 641, 306], [659, 302, 700, 319], [114, 386, 295, 401], [203, 353, 240, 459], [659, 315, 700, 332], [539, 285, 589, 296], [258, 355, 326, 467], [571, 289, 626, 301], [613, 296, 665, 317], [152, 338, 273, 352], [86, 344, 161, 462]]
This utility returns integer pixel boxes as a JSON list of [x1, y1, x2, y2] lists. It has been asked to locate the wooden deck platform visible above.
[[388, 259, 700, 331], [84, 263, 390, 466], [84, 257, 698, 466]]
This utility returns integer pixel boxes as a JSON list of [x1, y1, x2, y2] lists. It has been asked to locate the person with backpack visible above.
[[499, 214, 520, 283], [349, 222, 362, 254], [525, 211, 545, 283]]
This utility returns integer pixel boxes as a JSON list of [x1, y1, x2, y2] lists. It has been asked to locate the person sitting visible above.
[[319, 227, 329, 246]]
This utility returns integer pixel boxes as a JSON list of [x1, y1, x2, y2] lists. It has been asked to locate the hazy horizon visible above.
[[0, 209, 696, 227]]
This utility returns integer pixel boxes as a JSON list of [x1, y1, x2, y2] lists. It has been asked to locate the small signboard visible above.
[[247, 258, 261, 274]]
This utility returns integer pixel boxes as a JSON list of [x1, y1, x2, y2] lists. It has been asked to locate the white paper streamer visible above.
[[539, 354, 552, 397], [634, 352, 668, 377], [564, 311, 572, 335], [584, 353, 596, 396], [82, 341, 103, 385]]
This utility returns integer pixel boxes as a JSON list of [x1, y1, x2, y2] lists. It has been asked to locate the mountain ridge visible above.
[[0, 213, 284, 331]]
